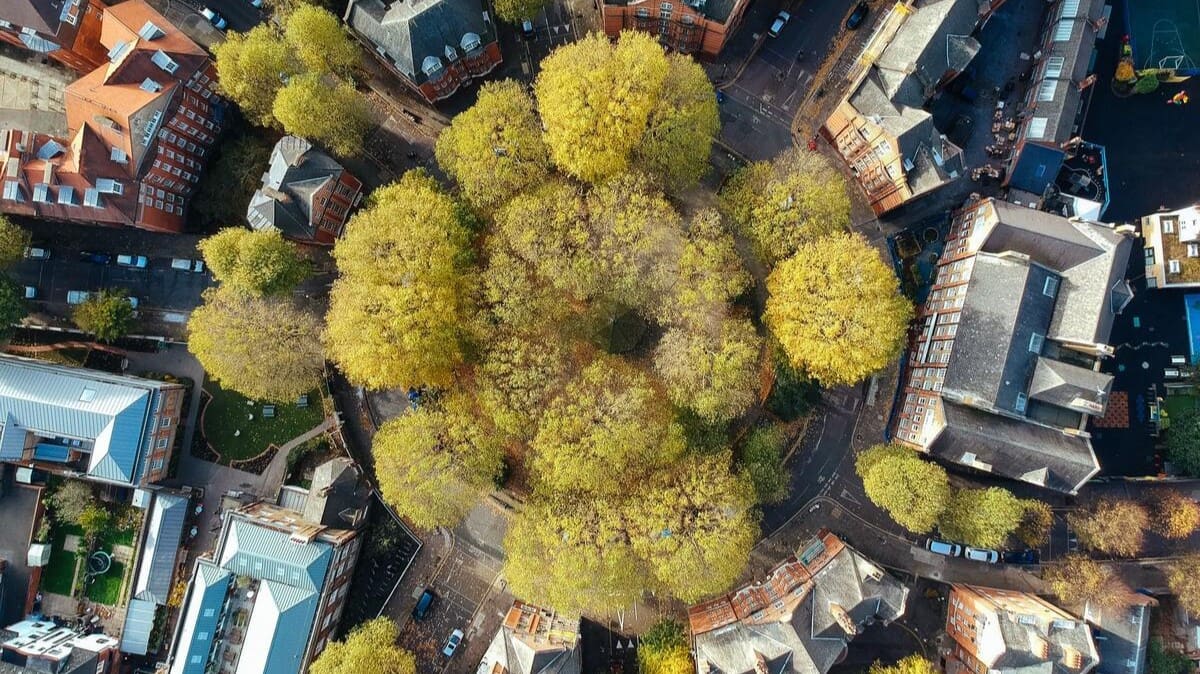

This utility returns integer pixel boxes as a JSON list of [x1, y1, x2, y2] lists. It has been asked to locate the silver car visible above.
[[926, 539, 962, 557]]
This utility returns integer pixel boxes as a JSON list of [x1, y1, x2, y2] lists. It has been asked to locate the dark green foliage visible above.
[[766, 349, 821, 421], [739, 424, 789, 504], [1167, 407, 1200, 476], [1147, 639, 1192, 674], [193, 135, 274, 229]]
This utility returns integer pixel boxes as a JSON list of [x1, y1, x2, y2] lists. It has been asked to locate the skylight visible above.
[[138, 21, 165, 40], [80, 388, 97, 402]]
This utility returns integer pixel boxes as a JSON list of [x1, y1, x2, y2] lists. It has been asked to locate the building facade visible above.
[[0, 353, 185, 487], [247, 136, 363, 245], [0, 0, 223, 233], [345, 0, 502, 104], [601, 0, 750, 60], [0, 0, 109, 73], [477, 601, 582, 674], [1140, 205, 1200, 289]]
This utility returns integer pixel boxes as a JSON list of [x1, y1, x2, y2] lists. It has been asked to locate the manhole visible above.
[[88, 551, 111, 575]]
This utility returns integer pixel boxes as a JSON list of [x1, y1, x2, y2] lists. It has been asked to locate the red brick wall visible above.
[[601, 0, 748, 60]]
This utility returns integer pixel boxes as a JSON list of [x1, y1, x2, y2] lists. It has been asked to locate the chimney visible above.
[[830, 603, 858, 637], [1062, 646, 1083, 670], [755, 651, 769, 674]]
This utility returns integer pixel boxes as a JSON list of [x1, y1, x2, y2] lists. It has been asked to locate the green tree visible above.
[[372, 394, 504, 530], [199, 228, 310, 296], [213, 25, 300, 127], [492, 0, 548, 23], [1152, 490, 1200, 539], [938, 487, 1026, 549], [0, 215, 30, 269], [1147, 639, 1193, 674], [638, 619, 692, 674], [1067, 498, 1149, 557], [529, 355, 685, 496], [283, 5, 359, 77], [273, 74, 372, 157], [635, 54, 719, 191], [309, 618, 415, 674], [657, 209, 750, 330], [1043, 555, 1127, 609], [869, 655, 939, 674], [1167, 554, 1200, 615], [193, 136, 273, 228], [73, 288, 134, 341], [435, 80, 550, 211], [653, 317, 762, 422], [739, 424, 790, 504], [187, 290, 323, 402], [78, 504, 111, 541], [1134, 76, 1161, 94], [719, 148, 851, 264], [855, 444, 948, 533], [1167, 407, 1200, 476], [325, 171, 475, 389], [476, 331, 582, 440], [0, 276, 28, 339], [47, 480, 94, 524], [480, 243, 574, 333], [765, 233, 912, 386], [1016, 500, 1054, 548]]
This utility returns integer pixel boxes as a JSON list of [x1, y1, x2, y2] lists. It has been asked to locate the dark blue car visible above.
[[846, 1, 869, 29], [78, 251, 112, 264]]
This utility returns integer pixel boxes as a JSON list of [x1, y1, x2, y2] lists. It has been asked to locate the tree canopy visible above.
[[937, 487, 1027, 549], [192, 136, 273, 229], [720, 148, 851, 264], [283, 4, 360, 77], [188, 289, 324, 402], [212, 26, 299, 127], [0, 215, 29, 269], [1166, 407, 1200, 476], [1043, 555, 1127, 609], [309, 618, 415, 674], [492, 0, 548, 23], [638, 620, 693, 674], [325, 171, 475, 389], [435, 81, 550, 211], [654, 317, 762, 422], [1067, 498, 1149, 557], [869, 655, 939, 674], [634, 53, 720, 190], [0, 276, 28, 339], [273, 74, 372, 157], [765, 233, 912, 386], [199, 228, 309, 296], [47, 479, 94, 525], [1152, 490, 1200, 539], [739, 424, 790, 505], [657, 209, 750, 331], [1167, 554, 1200, 616], [1016, 500, 1054, 548], [73, 288, 134, 341], [855, 444, 949, 533]]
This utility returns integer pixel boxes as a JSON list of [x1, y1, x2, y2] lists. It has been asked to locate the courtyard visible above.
[[200, 381, 325, 465]]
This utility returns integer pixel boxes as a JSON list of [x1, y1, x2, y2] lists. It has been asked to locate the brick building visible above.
[[345, 0, 502, 104], [0, 0, 223, 233], [0, 0, 108, 73], [1139, 205, 1200, 289], [247, 136, 363, 245], [601, 0, 751, 59]]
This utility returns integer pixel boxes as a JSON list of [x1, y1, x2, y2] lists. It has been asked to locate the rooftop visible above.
[[345, 0, 495, 86], [1143, 205, 1200, 286], [0, 619, 118, 674], [478, 601, 581, 674], [247, 136, 350, 242]]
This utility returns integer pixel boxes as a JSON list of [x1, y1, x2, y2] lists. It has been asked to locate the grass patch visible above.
[[202, 381, 324, 462], [41, 548, 79, 595], [85, 560, 125, 605], [28, 348, 89, 367], [1165, 394, 1199, 424]]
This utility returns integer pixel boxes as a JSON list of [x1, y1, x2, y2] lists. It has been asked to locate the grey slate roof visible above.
[[874, 0, 982, 102], [345, 0, 495, 86], [302, 458, 370, 529], [247, 136, 346, 241], [930, 400, 1099, 493], [1028, 358, 1112, 415], [1085, 594, 1156, 674], [0, 354, 170, 486], [132, 492, 189, 604], [479, 611, 582, 674], [1023, 0, 1104, 145], [0, 0, 64, 36], [986, 607, 1098, 674]]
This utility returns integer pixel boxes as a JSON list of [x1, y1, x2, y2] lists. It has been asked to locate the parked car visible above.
[[846, 1, 869, 29], [79, 251, 111, 264], [200, 7, 227, 29], [926, 539, 962, 557], [1002, 549, 1040, 565], [171, 258, 205, 272], [768, 11, 790, 37], [66, 290, 91, 305], [246, 0, 263, 6], [23, 246, 49, 260], [964, 547, 999, 563], [412, 589, 436, 620], [442, 629, 464, 658], [125, 296, 140, 309], [23, 286, 36, 300], [521, 18, 535, 39], [116, 254, 148, 268]]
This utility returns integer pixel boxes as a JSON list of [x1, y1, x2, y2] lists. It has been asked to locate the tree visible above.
[[0, 276, 28, 339], [719, 148, 851, 264], [529, 355, 685, 496], [273, 74, 372, 157], [325, 171, 475, 390], [634, 54, 719, 191], [1016, 500, 1054, 548], [73, 288, 134, 341], [1166, 407, 1200, 476], [739, 424, 789, 504], [435, 80, 550, 211], [765, 233, 912, 386], [656, 209, 750, 331], [0, 215, 29, 269], [188, 290, 324, 402], [855, 444, 949, 534], [653, 317, 762, 422], [1147, 639, 1193, 674], [213, 25, 300, 127], [494, 180, 598, 300], [476, 331, 581, 440], [492, 0, 548, 23], [1043, 555, 1127, 608], [193, 136, 273, 228], [309, 618, 415, 674], [47, 480, 94, 524], [638, 619, 693, 674], [869, 655, 939, 674], [628, 452, 758, 602], [78, 504, 111, 541], [535, 32, 669, 183], [283, 5, 359, 77], [199, 228, 309, 297], [1067, 498, 1149, 557], [480, 243, 574, 333], [1151, 490, 1200, 539], [1167, 554, 1200, 616], [937, 487, 1026, 549]]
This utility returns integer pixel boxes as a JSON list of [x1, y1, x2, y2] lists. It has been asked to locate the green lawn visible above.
[[85, 560, 125, 605], [202, 381, 324, 461], [1165, 394, 1199, 423], [41, 548, 79, 595]]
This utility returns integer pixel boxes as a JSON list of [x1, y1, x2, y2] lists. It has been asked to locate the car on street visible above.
[[846, 1, 869, 30], [79, 251, 111, 265], [200, 7, 227, 29], [116, 254, 148, 268], [1002, 549, 1040, 564], [172, 258, 205, 272], [23, 246, 49, 260], [412, 589, 436, 620], [521, 18, 534, 39], [66, 290, 91, 305], [964, 547, 999, 563], [126, 296, 140, 309], [246, 0, 263, 6], [23, 286, 36, 300], [767, 11, 790, 37], [926, 539, 962, 557], [442, 629, 464, 658]]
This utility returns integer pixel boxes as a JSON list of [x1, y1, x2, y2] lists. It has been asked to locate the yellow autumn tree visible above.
[[309, 618, 415, 674]]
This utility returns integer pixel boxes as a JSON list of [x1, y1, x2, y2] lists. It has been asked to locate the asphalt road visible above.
[[201, 0, 265, 33]]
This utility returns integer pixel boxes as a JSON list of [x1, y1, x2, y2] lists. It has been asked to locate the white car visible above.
[[116, 254, 148, 268], [964, 547, 999, 563], [442, 629, 463, 658], [66, 290, 91, 305], [200, 7, 227, 29], [926, 539, 962, 557], [247, 0, 263, 6], [23, 286, 36, 300], [23, 246, 49, 260], [768, 11, 790, 37]]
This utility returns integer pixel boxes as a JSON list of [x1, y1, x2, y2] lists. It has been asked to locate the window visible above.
[[157, 437, 168, 450], [1029, 332, 1045, 353], [1015, 392, 1028, 413], [151, 49, 178, 74], [197, 631, 209, 641], [111, 146, 127, 163], [1163, 218, 1176, 234], [96, 178, 122, 195], [1027, 117, 1048, 139], [1169, 259, 1182, 274], [2, 181, 21, 202], [1188, 243, 1199, 258], [1037, 79, 1057, 102], [140, 78, 162, 93], [32, 183, 49, 203], [1043, 276, 1059, 297], [161, 417, 172, 428], [1043, 56, 1065, 79], [138, 21, 165, 40], [202, 608, 215, 618]]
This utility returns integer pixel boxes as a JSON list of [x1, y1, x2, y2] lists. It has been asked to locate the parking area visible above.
[[0, 476, 41, 626]]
